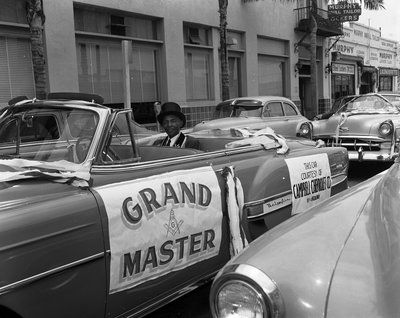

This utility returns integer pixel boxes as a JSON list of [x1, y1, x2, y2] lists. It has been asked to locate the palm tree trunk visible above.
[[26, 0, 47, 99], [309, 11, 318, 119], [219, 0, 230, 101]]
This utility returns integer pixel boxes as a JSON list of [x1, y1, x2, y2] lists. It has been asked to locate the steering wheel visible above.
[[75, 135, 93, 162], [102, 145, 122, 162], [101, 133, 123, 162]]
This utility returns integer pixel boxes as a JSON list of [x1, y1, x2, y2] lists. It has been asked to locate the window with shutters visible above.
[[76, 41, 159, 124], [0, 36, 35, 104], [185, 51, 211, 101], [0, 0, 28, 24], [258, 56, 286, 96], [74, 7, 157, 40], [74, 5, 161, 126], [77, 42, 158, 104]]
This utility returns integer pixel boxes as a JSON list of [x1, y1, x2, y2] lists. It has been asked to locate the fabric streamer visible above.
[[0, 158, 91, 187], [221, 166, 248, 258], [225, 127, 290, 154], [335, 112, 348, 146]]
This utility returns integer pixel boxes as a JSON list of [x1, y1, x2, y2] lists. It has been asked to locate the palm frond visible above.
[[359, 0, 385, 10]]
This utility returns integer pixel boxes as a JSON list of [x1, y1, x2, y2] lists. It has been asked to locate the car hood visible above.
[[193, 117, 264, 132], [227, 167, 386, 317], [326, 162, 400, 317], [313, 112, 400, 136]]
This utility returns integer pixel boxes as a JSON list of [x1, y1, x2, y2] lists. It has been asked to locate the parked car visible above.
[[0, 93, 348, 318], [209, 159, 400, 318], [192, 96, 312, 139], [312, 93, 400, 162]]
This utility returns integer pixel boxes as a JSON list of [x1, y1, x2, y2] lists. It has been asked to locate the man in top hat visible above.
[[153, 102, 200, 149]]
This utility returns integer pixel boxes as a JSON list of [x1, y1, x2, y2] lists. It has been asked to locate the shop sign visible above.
[[379, 68, 399, 76], [378, 52, 394, 66], [332, 63, 355, 75], [328, 1, 362, 22]]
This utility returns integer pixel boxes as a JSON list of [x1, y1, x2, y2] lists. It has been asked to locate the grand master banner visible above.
[[95, 166, 222, 294]]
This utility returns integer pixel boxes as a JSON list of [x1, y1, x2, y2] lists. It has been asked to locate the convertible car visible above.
[[209, 158, 400, 318], [0, 93, 348, 318], [313, 95, 357, 120], [192, 96, 312, 139], [312, 94, 400, 162]]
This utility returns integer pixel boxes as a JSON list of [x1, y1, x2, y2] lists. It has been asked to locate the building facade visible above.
[[327, 22, 399, 101], [0, 0, 398, 130]]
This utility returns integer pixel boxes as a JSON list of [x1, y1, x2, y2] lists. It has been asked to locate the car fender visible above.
[[0, 180, 106, 318], [327, 163, 400, 317], [223, 169, 385, 317]]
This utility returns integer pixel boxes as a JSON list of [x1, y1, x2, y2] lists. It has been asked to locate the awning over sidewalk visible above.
[[362, 66, 378, 73]]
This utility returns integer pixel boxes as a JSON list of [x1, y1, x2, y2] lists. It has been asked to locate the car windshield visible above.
[[331, 96, 356, 112], [0, 106, 99, 164], [213, 104, 263, 119], [336, 95, 398, 113]]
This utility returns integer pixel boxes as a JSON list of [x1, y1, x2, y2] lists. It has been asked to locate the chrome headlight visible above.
[[216, 280, 265, 317], [379, 120, 393, 136], [299, 122, 313, 139], [210, 264, 285, 318]]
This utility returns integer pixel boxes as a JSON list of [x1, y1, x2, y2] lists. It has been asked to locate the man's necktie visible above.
[[166, 139, 171, 146]]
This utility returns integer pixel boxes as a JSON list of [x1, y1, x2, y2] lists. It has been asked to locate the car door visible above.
[[0, 180, 107, 318], [262, 101, 286, 132], [88, 112, 235, 317], [282, 101, 304, 135], [262, 101, 303, 136]]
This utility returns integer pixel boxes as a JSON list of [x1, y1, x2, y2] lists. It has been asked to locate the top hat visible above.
[[157, 102, 186, 128]]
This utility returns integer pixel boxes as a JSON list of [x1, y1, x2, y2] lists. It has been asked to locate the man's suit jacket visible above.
[[153, 132, 201, 150]]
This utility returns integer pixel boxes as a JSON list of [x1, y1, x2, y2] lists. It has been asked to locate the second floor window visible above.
[[185, 51, 211, 101]]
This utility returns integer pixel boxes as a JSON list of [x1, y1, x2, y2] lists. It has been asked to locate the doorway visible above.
[[299, 77, 311, 118]]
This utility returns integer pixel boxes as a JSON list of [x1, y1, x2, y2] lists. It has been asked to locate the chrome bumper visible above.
[[348, 150, 394, 162]]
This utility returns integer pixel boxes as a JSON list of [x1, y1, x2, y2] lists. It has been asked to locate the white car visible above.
[[193, 96, 312, 138]]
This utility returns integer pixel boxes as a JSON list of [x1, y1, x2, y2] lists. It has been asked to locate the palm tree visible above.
[[218, 0, 295, 102], [26, 0, 47, 99], [362, 0, 384, 10], [218, 0, 385, 117], [219, 0, 230, 101]]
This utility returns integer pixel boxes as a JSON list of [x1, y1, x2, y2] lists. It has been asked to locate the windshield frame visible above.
[[335, 94, 399, 114], [0, 103, 109, 165]]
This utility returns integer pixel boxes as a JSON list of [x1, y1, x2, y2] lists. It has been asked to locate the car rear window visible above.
[[266, 102, 284, 117], [283, 102, 297, 116], [1, 115, 59, 143]]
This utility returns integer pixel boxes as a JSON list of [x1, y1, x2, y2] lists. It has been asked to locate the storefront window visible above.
[[379, 76, 392, 91], [331, 74, 354, 100]]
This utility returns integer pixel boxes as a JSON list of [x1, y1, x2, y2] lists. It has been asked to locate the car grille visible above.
[[324, 138, 382, 151]]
